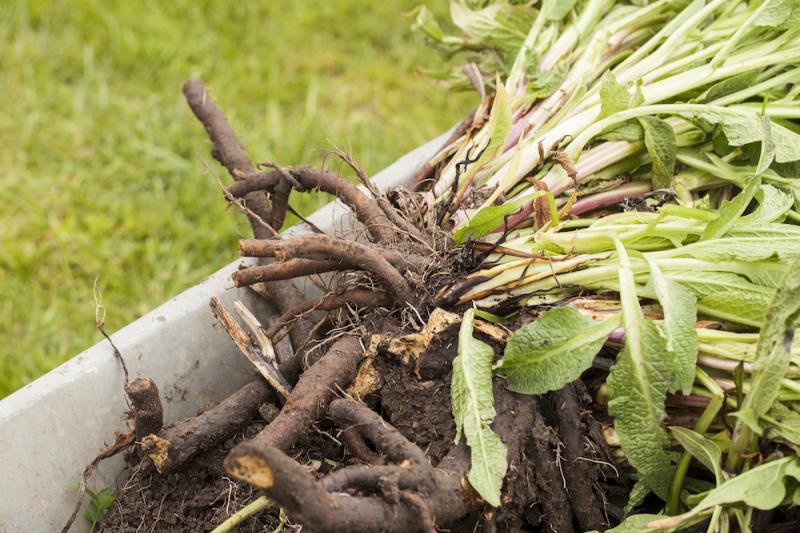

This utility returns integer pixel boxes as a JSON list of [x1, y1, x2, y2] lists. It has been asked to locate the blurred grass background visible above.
[[0, 1, 473, 397]]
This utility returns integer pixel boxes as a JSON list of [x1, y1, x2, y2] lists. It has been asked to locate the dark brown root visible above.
[[183, 79, 317, 375], [528, 395, 575, 533], [239, 235, 416, 306], [232, 259, 350, 286], [228, 165, 396, 243], [553, 382, 608, 531], [125, 377, 163, 440], [182, 79, 270, 237], [140, 380, 274, 474], [264, 290, 391, 339], [225, 335, 364, 483]]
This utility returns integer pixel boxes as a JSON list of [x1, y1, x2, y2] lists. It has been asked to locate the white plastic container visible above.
[[0, 133, 447, 532]]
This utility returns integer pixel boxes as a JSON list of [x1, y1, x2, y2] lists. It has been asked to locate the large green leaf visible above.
[[646, 259, 697, 394], [729, 255, 800, 468], [607, 240, 675, 499], [648, 457, 800, 530], [661, 237, 800, 262], [452, 309, 507, 507], [497, 306, 621, 394]]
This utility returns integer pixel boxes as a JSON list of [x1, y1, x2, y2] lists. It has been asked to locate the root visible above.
[[125, 378, 163, 440], [528, 396, 575, 533], [264, 290, 390, 339], [553, 382, 608, 531], [225, 335, 364, 483], [183, 79, 271, 237], [183, 79, 318, 375], [232, 259, 350, 286], [228, 165, 396, 243], [141, 380, 274, 474], [239, 235, 416, 306]]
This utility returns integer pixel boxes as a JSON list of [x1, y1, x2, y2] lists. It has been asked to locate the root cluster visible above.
[[86, 80, 628, 533]]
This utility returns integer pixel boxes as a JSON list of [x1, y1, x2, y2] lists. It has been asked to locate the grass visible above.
[[0, 0, 473, 397]]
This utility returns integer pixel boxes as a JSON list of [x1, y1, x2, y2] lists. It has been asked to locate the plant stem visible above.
[[666, 368, 725, 516], [211, 496, 275, 533]]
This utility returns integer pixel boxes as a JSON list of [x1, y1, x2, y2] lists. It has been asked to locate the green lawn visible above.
[[0, 1, 473, 397]]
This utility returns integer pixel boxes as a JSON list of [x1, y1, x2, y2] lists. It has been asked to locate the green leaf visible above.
[[498, 306, 621, 395], [756, 115, 776, 175], [739, 184, 794, 224], [699, 72, 760, 103], [450, 2, 537, 56], [452, 309, 507, 507], [452, 79, 513, 218], [607, 240, 675, 499], [755, 0, 800, 27], [771, 123, 800, 163], [598, 120, 644, 142], [697, 289, 772, 327], [763, 402, 800, 444], [648, 457, 800, 530], [693, 109, 800, 164], [645, 259, 697, 394], [542, 0, 579, 21], [663, 236, 800, 262], [638, 116, 676, 189], [671, 427, 723, 484], [600, 72, 633, 118], [701, 176, 761, 240], [453, 196, 528, 244], [729, 254, 800, 468]]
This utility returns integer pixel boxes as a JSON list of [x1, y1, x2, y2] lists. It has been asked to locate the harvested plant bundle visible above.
[[86, 1, 800, 532]]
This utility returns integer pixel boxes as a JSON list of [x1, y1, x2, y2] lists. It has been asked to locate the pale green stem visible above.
[[667, 368, 725, 515], [211, 496, 274, 533]]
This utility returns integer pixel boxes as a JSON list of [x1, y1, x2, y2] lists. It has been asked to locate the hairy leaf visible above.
[[646, 259, 697, 393], [662, 237, 800, 262], [699, 72, 760, 103], [671, 427, 723, 484], [638, 116, 676, 189], [498, 306, 621, 394], [648, 457, 800, 530], [740, 184, 794, 224], [607, 241, 675, 499], [764, 402, 800, 445], [701, 176, 761, 240], [697, 289, 772, 327], [729, 255, 800, 467], [452, 309, 507, 506]]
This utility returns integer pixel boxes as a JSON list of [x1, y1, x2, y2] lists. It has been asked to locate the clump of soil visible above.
[[101, 420, 282, 532]]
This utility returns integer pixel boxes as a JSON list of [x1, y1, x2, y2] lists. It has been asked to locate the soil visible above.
[[100, 420, 281, 532]]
